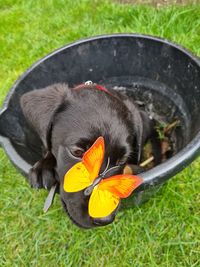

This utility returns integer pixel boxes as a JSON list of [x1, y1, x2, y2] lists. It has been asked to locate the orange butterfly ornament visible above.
[[63, 137, 143, 218]]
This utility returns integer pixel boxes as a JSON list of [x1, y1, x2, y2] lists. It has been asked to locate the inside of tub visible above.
[[100, 75, 190, 171]]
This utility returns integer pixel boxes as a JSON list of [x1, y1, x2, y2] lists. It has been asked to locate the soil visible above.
[[140, 119, 180, 169]]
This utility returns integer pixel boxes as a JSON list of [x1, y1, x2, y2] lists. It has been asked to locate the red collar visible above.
[[74, 83, 113, 96]]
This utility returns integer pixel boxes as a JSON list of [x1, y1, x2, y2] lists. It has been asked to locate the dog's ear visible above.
[[20, 83, 69, 148], [124, 99, 158, 164], [20, 83, 69, 189], [122, 99, 144, 163]]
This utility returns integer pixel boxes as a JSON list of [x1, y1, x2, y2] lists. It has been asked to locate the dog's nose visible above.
[[93, 213, 116, 226]]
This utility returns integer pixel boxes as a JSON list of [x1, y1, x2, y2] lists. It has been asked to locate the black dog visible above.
[[20, 83, 160, 228]]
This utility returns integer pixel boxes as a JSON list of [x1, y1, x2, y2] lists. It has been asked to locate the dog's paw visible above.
[[28, 152, 57, 190], [28, 165, 56, 190], [41, 168, 56, 190], [29, 165, 43, 189]]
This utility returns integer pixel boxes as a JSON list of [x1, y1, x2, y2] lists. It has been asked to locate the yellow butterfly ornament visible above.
[[63, 137, 143, 218]]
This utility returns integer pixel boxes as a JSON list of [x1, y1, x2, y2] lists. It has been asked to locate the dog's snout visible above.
[[93, 214, 116, 226]]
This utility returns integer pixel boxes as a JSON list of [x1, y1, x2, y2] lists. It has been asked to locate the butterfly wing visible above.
[[63, 136, 105, 192], [63, 162, 91, 192], [89, 186, 120, 218], [98, 175, 143, 198], [83, 136, 105, 182], [88, 175, 143, 218]]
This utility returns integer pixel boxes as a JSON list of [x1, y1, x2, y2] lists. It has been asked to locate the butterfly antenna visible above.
[[104, 165, 120, 177], [102, 157, 110, 176]]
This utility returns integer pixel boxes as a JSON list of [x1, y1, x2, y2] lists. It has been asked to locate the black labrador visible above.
[[20, 82, 160, 228]]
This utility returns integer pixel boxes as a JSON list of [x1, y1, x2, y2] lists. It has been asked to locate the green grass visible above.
[[0, 0, 200, 266]]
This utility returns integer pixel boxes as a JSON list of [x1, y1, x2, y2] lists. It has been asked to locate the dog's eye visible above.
[[70, 148, 85, 158]]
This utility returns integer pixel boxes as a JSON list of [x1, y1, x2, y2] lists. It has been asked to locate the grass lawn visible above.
[[0, 0, 200, 266]]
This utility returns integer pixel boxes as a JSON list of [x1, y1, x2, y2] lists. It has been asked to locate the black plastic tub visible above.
[[0, 34, 200, 203]]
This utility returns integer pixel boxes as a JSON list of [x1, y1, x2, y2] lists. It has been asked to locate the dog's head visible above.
[[20, 83, 144, 228]]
